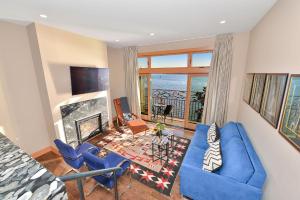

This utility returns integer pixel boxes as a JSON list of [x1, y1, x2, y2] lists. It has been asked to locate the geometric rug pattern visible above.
[[96, 125, 190, 196]]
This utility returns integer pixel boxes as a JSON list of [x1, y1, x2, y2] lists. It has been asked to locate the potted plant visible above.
[[155, 122, 166, 138]]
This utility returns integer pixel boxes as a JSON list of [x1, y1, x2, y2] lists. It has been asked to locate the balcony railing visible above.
[[141, 89, 204, 122]]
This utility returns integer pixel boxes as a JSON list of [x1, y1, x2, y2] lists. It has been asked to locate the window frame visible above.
[[138, 48, 212, 75], [138, 48, 212, 129]]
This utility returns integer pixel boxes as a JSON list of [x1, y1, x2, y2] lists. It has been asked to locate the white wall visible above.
[[0, 21, 51, 154], [237, 0, 300, 199], [29, 23, 110, 142], [107, 47, 126, 116], [228, 32, 250, 121]]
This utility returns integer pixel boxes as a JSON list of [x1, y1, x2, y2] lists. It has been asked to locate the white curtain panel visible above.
[[123, 46, 141, 116], [203, 34, 233, 126]]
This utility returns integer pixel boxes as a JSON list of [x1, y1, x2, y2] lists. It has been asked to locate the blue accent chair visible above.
[[180, 122, 266, 200], [54, 139, 100, 170], [83, 150, 131, 189]]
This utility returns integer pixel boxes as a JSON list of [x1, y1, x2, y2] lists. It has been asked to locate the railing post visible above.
[[114, 171, 119, 200], [77, 178, 85, 200]]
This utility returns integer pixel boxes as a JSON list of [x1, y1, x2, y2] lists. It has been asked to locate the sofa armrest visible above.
[[180, 165, 263, 200]]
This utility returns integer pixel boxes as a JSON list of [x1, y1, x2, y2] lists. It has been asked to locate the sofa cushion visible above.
[[217, 137, 254, 183], [220, 122, 242, 147], [183, 146, 206, 168], [190, 124, 209, 149]]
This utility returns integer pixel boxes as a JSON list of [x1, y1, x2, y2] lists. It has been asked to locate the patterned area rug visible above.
[[96, 124, 190, 196]]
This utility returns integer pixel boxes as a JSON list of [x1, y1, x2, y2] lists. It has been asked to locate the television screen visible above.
[[70, 66, 109, 95]]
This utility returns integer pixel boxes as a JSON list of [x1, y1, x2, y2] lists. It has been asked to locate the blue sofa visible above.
[[180, 122, 266, 200]]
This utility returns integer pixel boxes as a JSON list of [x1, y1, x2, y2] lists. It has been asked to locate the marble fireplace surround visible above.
[[60, 97, 108, 146], [75, 112, 102, 144]]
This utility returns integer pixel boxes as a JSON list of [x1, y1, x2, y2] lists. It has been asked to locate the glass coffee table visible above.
[[151, 136, 170, 165], [162, 129, 175, 151]]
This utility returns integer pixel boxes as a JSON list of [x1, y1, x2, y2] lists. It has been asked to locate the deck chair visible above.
[[113, 97, 148, 135], [162, 105, 173, 123]]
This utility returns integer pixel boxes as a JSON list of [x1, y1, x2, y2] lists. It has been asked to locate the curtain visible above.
[[202, 34, 233, 126], [124, 46, 141, 116]]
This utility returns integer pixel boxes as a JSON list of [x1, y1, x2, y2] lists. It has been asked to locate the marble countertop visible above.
[[0, 133, 67, 199]]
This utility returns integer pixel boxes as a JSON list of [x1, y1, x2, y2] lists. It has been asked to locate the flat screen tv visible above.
[[70, 66, 109, 95]]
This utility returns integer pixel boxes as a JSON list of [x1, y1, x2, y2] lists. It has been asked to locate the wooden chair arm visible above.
[[117, 115, 126, 126]]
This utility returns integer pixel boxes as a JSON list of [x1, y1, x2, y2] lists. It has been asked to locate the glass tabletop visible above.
[[152, 136, 169, 145]]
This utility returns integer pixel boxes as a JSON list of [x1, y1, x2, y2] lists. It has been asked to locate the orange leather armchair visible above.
[[113, 97, 148, 134]]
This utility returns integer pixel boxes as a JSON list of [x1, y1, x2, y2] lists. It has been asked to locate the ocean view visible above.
[[151, 74, 208, 92], [140, 74, 208, 121]]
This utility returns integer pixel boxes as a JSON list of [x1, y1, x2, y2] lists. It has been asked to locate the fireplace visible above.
[[60, 97, 108, 145], [75, 113, 102, 144]]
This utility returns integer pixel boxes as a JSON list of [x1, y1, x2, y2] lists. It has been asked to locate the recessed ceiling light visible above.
[[40, 14, 48, 19], [115, 39, 120, 42], [220, 20, 226, 24], [149, 33, 155, 36]]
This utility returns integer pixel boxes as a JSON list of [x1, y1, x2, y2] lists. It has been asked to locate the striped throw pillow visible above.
[[202, 140, 222, 172], [207, 122, 220, 144]]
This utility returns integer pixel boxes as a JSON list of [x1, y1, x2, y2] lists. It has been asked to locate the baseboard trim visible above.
[[31, 146, 60, 159]]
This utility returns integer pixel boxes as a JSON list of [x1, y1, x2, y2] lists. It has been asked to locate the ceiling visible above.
[[0, 0, 277, 47]]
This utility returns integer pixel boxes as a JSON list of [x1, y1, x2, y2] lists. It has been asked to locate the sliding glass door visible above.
[[185, 75, 208, 129], [151, 74, 187, 126], [139, 75, 149, 115]]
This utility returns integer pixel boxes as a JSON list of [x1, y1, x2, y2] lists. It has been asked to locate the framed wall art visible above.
[[243, 73, 254, 104], [260, 74, 288, 128], [279, 75, 300, 152], [249, 74, 266, 112]]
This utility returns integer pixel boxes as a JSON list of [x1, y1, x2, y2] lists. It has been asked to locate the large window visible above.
[[138, 49, 212, 129]]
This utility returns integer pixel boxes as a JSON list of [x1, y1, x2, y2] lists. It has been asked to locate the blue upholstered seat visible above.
[[83, 151, 131, 189], [54, 139, 100, 169], [216, 137, 254, 183], [180, 122, 266, 200]]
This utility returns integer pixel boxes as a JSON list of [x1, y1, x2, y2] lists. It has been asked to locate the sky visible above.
[[138, 52, 212, 68]]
